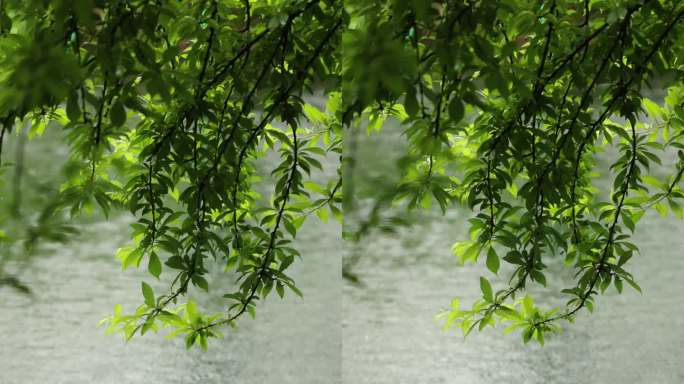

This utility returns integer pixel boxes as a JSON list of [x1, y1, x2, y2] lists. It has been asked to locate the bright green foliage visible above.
[[2, 0, 684, 350], [0, 0, 342, 349], [344, 0, 684, 345]]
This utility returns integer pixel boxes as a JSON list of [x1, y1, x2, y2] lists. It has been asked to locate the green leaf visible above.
[[185, 333, 197, 349], [118, 246, 143, 270], [141, 318, 153, 335], [522, 295, 534, 316], [303, 103, 326, 124], [276, 282, 285, 298], [284, 281, 303, 298], [624, 277, 642, 293], [199, 334, 208, 351], [110, 100, 126, 127], [530, 270, 547, 287], [165, 256, 185, 270], [29, 118, 47, 138], [186, 300, 198, 322], [654, 202, 668, 217], [405, 92, 419, 117], [614, 277, 623, 293], [283, 219, 297, 238], [142, 282, 155, 307], [522, 326, 534, 344], [66, 91, 81, 122], [622, 211, 635, 232], [148, 252, 162, 278], [668, 199, 683, 218], [486, 247, 500, 274], [452, 241, 481, 264], [643, 98, 664, 119], [315, 207, 329, 222], [448, 97, 465, 123], [479, 276, 493, 302], [192, 275, 209, 292]]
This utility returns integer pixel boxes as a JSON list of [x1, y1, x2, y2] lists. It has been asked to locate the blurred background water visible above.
[[0, 100, 341, 384], [342, 119, 684, 384]]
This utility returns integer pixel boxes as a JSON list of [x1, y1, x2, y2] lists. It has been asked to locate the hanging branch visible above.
[[569, 6, 684, 245], [485, 1, 648, 157], [128, 7, 342, 336], [643, 160, 684, 210], [91, 77, 108, 180], [197, 116, 301, 333], [145, 28, 271, 169], [228, 15, 343, 246], [536, 119, 639, 327]]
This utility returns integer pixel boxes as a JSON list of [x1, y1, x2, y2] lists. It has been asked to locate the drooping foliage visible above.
[[0, 0, 343, 349], [343, 0, 684, 344], [1, 0, 684, 349]]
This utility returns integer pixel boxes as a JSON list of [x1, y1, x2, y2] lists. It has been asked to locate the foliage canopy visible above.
[[344, 0, 684, 345], [0, 0, 343, 350], [0, 0, 683, 349]]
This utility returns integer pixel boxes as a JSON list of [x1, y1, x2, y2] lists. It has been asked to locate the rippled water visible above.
[[342, 122, 684, 383]]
